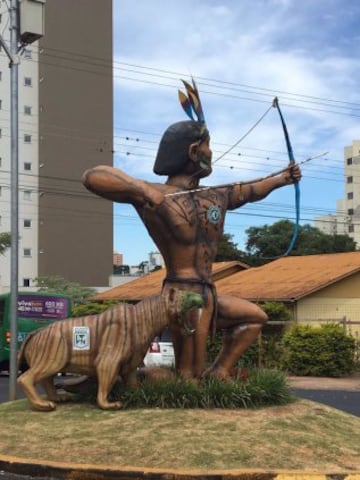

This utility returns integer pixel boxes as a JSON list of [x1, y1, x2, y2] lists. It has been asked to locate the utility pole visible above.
[[8, 0, 20, 402], [0, 0, 45, 400]]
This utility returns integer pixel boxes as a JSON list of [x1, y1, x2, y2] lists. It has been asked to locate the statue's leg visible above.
[[164, 282, 213, 380], [123, 369, 139, 388], [40, 376, 73, 403], [169, 326, 194, 379], [204, 295, 267, 379], [18, 369, 57, 411], [169, 296, 213, 380], [96, 348, 126, 409], [193, 300, 213, 378], [18, 340, 68, 411]]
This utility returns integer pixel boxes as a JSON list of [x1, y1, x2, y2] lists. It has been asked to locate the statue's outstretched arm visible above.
[[229, 162, 301, 208], [82, 165, 164, 207]]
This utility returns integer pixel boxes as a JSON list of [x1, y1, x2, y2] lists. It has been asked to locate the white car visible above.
[[143, 327, 175, 368]]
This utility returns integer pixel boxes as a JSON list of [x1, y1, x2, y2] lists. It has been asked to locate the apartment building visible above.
[[0, 0, 113, 292], [315, 140, 360, 248]]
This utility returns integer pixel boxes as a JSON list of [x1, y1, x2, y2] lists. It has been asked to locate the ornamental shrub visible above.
[[281, 323, 356, 377], [71, 300, 118, 317], [96, 369, 293, 409]]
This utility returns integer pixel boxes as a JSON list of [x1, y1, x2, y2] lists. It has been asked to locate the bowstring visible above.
[[189, 102, 274, 180], [212, 103, 274, 166]]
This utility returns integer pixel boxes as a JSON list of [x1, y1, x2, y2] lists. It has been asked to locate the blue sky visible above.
[[112, 0, 360, 266]]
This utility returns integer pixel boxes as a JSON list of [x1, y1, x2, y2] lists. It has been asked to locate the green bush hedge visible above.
[[281, 323, 356, 377]]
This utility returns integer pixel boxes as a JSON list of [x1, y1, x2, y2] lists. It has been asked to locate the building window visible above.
[[23, 190, 31, 200], [24, 134, 32, 143], [0, 100, 2, 110], [349, 225, 354, 233], [24, 105, 32, 115], [23, 278, 30, 287], [347, 176, 353, 184], [24, 162, 31, 171], [24, 49, 32, 59], [0, 71, 2, 81], [24, 77, 32, 87], [0, 186, 2, 196], [347, 192, 354, 200], [23, 219, 32, 228], [348, 208, 354, 215], [0, 157, 2, 167], [23, 248, 31, 257], [347, 157, 353, 165]]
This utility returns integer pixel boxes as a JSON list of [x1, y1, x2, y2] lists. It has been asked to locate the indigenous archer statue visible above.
[[82, 79, 301, 380]]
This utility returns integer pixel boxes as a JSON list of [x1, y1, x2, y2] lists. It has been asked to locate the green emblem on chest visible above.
[[207, 205, 222, 224]]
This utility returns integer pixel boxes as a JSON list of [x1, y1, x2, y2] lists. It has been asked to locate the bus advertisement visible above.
[[0, 292, 72, 370]]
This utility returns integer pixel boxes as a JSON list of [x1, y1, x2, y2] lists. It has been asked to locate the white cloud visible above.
[[112, 0, 360, 263]]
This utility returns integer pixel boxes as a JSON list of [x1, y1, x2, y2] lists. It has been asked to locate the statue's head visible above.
[[153, 120, 211, 177], [153, 79, 212, 179]]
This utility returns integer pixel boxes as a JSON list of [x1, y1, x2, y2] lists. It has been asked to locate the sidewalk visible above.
[[287, 370, 360, 391]]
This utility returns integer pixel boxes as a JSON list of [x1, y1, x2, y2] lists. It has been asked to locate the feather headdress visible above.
[[178, 78, 206, 125]]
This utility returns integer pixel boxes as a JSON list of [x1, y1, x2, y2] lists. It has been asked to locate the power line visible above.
[[2, 45, 360, 119]]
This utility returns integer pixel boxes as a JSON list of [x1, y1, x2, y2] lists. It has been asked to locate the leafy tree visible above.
[[215, 233, 244, 261], [150, 265, 163, 273], [0, 232, 11, 256], [113, 264, 130, 275], [71, 300, 118, 317], [34, 276, 96, 305], [244, 220, 357, 265], [138, 261, 149, 273]]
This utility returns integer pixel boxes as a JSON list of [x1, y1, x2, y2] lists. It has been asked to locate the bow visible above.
[[273, 97, 300, 256]]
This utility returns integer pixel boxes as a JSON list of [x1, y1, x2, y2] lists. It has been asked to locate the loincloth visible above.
[[162, 276, 218, 342]]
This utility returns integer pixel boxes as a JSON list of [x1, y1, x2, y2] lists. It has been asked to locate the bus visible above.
[[0, 292, 72, 371]]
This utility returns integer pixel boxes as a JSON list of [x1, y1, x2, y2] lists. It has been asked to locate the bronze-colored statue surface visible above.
[[17, 289, 203, 411], [83, 80, 302, 380]]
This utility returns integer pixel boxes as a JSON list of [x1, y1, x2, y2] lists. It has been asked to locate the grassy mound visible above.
[[0, 398, 359, 471]]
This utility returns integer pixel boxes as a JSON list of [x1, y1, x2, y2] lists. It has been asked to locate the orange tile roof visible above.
[[216, 252, 360, 301], [92, 261, 249, 301]]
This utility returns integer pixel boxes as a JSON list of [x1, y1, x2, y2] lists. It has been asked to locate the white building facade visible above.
[[0, 25, 40, 291], [0, 0, 113, 293], [314, 140, 360, 248]]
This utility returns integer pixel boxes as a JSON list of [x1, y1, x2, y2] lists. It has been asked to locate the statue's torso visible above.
[[136, 186, 229, 280]]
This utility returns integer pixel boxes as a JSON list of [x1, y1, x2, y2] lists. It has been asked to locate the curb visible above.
[[0, 455, 360, 480]]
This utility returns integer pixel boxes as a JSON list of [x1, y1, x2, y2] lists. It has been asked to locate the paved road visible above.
[[0, 375, 25, 402], [292, 388, 360, 417]]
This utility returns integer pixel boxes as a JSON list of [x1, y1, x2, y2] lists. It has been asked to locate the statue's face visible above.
[[193, 136, 213, 178]]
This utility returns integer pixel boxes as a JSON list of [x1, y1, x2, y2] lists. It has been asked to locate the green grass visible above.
[[0, 398, 360, 471]]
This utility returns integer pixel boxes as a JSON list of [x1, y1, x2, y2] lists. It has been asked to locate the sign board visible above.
[[17, 294, 69, 319]]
